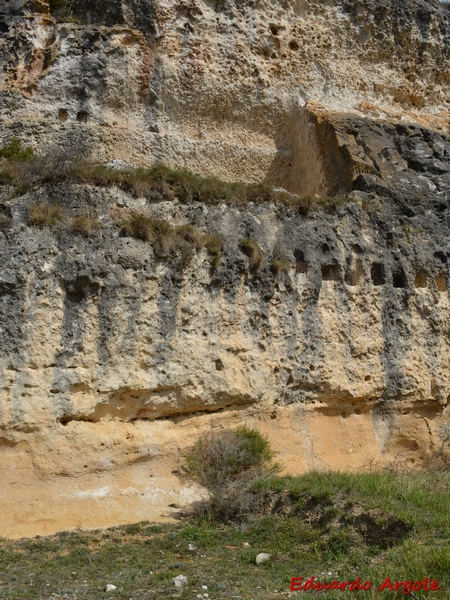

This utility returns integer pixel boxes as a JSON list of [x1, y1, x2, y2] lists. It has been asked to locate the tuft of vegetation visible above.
[[70, 216, 103, 237], [203, 234, 224, 269], [119, 213, 158, 242], [271, 245, 291, 276], [423, 417, 450, 471], [0, 142, 350, 213], [27, 203, 64, 228], [183, 427, 279, 523], [0, 139, 34, 164], [119, 213, 223, 269], [271, 257, 289, 275], [239, 238, 264, 271]]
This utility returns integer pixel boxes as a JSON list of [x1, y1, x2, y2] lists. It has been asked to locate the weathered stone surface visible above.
[[0, 0, 449, 538], [1, 0, 449, 186]]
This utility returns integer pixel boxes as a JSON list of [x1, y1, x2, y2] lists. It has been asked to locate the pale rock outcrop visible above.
[[0, 0, 449, 537]]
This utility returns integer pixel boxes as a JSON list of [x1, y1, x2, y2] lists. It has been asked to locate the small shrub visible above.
[[120, 213, 223, 268], [0, 139, 34, 163], [271, 258, 289, 275], [0, 212, 10, 230], [49, 0, 79, 23], [176, 225, 203, 249], [320, 196, 349, 212], [183, 427, 279, 523], [70, 216, 103, 237], [437, 418, 450, 448], [424, 418, 450, 471], [185, 427, 274, 488], [27, 203, 64, 228], [271, 246, 290, 276], [120, 213, 156, 242], [203, 234, 224, 269], [239, 238, 264, 271]]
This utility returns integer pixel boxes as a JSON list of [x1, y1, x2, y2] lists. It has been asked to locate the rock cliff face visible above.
[[0, 0, 450, 538]]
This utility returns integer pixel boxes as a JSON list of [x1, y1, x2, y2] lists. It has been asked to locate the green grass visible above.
[[0, 140, 34, 164], [0, 469, 448, 599], [0, 140, 349, 213]]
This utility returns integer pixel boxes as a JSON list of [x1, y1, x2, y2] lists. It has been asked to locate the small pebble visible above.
[[189, 543, 196, 551], [255, 552, 271, 565], [105, 584, 117, 592], [172, 575, 188, 588]]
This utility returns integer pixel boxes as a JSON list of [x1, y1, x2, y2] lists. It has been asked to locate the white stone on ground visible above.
[[172, 575, 188, 587], [255, 553, 271, 565]]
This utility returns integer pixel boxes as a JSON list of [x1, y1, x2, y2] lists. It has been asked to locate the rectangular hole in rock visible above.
[[77, 111, 89, 123], [321, 264, 340, 282], [371, 263, 386, 286], [393, 268, 407, 288], [414, 270, 428, 288], [436, 273, 447, 292]]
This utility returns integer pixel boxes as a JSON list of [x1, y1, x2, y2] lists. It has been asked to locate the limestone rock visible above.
[[256, 553, 271, 565], [172, 575, 188, 588], [0, 0, 449, 539]]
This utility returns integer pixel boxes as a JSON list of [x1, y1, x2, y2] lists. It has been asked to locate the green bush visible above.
[[185, 427, 274, 488], [183, 427, 279, 523], [0, 139, 34, 164]]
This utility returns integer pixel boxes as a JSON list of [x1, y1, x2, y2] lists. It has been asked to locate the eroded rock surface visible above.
[[0, 0, 449, 537]]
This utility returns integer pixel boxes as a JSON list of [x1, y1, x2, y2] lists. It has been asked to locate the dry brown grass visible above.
[[0, 140, 350, 213], [239, 238, 264, 271], [70, 216, 103, 237], [119, 213, 224, 269], [27, 203, 64, 228], [271, 258, 289, 275]]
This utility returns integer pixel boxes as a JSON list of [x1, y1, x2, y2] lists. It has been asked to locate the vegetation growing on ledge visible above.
[[0, 139, 34, 164], [0, 140, 350, 214], [119, 214, 224, 268], [27, 203, 64, 228], [238, 238, 265, 272], [70, 215, 103, 237]]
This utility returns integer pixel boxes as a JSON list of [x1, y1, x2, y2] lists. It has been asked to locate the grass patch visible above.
[[119, 213, 223, 268], [0, 470, 448, 599], [0, 142, 350, 213], [27, 203, 64, 228], [69, 216, 103, 237], [238, 238, 264, 271]]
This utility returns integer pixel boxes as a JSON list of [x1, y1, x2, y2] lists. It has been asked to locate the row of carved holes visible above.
[[59, 109, 88, 123], [321, 262, 446, 291]]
